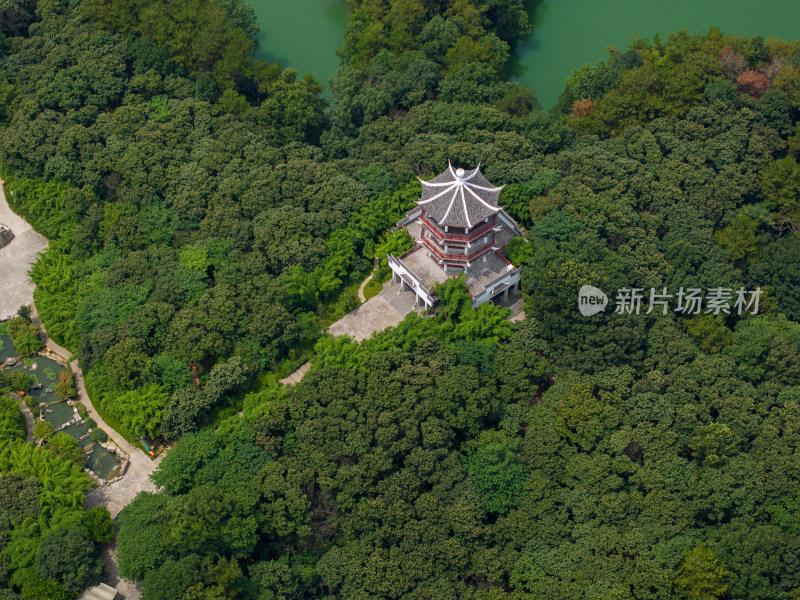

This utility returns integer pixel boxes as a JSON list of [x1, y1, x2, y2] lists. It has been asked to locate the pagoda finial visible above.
[[416, 162, 503, 228]]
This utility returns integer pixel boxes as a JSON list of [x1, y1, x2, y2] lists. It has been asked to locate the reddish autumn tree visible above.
[[736, 70, 770, 98], [571, 98, 594, 118]]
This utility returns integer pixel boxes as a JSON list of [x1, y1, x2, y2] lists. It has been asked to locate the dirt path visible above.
[[357, 273, 374, 302]]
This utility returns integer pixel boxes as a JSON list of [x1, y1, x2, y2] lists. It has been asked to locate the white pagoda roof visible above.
[[417, 161, 503, 229]]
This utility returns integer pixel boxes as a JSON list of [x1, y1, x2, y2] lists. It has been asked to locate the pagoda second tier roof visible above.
[[417, 161, 503, 229]]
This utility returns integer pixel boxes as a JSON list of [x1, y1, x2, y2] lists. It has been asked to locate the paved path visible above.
[[357, 273, 373, 302], [18, 399, 35, 443], [33, 313, 156, 600], [276, 273, 379, 387], [328, 280, 415, 342], [0, 182, 48, 320], [68, 359, 140, 461], [29, 311, 149, 460], [509, 310, 526, 322], [96, 544, 139, 600], [32, 308, 162, 505], [74, 357, 162, 513], [28, 296, 157, 600]]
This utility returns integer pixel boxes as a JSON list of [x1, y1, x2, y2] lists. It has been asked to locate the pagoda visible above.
[[416, 161, 504, 272], [387, 162, 525, 310]]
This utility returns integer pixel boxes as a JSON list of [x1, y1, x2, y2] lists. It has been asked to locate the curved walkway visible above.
[[2, 181, 152, 598], [32, 316, 154, 600], [3, 179, 161, 600], [357, 273, 374, 302], [30, 310, 162, 517]]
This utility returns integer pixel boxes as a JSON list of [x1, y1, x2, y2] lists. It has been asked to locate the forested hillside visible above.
[[0, 363, 114, 599], [2, 0, 800, 598]]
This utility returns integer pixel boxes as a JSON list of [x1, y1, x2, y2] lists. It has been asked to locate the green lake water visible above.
[[19, 355, 65, 405], [60, 421, 90, 442], [513, 0, 800, 108], [250, 0, 800, 108], [251, 0, 349, 89], [0, 335, 14, 363]]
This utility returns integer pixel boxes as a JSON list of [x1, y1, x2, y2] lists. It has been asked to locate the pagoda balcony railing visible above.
[[470, 260, 522, 306], [422, 237, 494, 262], [423, 225, 496, 250], [420, 214, 496, 242], [387, 253, 436, 307], [423, 226, 496, 252]]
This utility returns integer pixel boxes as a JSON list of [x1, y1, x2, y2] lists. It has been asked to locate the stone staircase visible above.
[[279, 361, 311, 385], [379, 279, 399, 297], [381, 280, 426, 315], [509, 298, 526, 322], [389, 290, 418, 314]]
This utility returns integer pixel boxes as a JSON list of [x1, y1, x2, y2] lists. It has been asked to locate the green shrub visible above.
[[5, 317, 43, 357], [33, 420, 54, 442], [89, 429, 107, 444]]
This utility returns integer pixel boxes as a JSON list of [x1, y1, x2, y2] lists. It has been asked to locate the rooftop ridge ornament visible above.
[[417, 160, 504, 229]]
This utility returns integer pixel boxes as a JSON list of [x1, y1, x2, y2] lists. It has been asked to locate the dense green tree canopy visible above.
[[3, 0, 800, 598]]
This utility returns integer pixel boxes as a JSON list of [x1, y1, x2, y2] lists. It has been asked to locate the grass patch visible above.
[[318, 275, 365, 328], [363, 273, 387, 301]]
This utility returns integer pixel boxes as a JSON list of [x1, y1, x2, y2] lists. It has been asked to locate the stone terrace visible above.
[[397, 244, 512, 298]]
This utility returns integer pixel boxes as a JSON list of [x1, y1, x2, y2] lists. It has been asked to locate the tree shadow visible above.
[[507, 0, 550, 81]]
